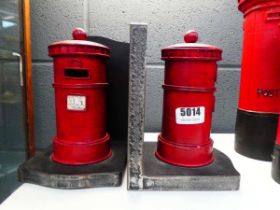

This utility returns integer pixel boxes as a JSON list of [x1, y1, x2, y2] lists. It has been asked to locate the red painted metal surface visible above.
[[48, 28, 112, 165], [155, 30, 222, 167], [238, 0, 280, 113]]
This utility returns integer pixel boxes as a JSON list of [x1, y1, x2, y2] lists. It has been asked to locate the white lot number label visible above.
[[176, 106, 205, 124], [67, 95, 86, 111]]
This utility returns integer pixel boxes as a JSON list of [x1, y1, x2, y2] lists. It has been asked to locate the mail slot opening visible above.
[[64, 69, 89, 78]]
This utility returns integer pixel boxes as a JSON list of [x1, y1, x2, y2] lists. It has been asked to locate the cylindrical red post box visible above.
[[48, 28, 112, 165], [155, 30, 222, 167], [235, 0, 280, 160], [272, 118, 280, 184]]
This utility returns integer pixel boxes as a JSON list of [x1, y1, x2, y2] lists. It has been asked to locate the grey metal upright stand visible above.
[[127, 23, 240, 191]]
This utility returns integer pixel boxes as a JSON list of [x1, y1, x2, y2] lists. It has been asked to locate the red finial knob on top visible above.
[[184, 30, 198, 43], [72, 27, 87, 40]]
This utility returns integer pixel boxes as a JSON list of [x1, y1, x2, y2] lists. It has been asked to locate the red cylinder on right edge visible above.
[[235, 0, 280, 161]]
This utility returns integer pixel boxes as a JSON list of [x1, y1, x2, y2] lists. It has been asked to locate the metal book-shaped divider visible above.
[[17, 34, 129, 189], [127, 23, 240, 191]]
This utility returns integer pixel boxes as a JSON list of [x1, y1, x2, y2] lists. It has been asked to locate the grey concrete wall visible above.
[[30, 0, 243, 148]]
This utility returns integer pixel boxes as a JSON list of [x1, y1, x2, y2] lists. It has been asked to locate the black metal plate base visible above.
[[272, 145, 280, 184], [141, 142, 240, 191], [235, 109, 278, 161], [18, 142, 127, 189]]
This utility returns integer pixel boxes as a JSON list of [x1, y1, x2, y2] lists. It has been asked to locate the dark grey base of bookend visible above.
[[140, 142, 240, 191], [18, 142, 127, 189]]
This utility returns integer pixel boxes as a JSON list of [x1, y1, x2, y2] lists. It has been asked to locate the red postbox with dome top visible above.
[[155, 30, 222, 167], [48, 28, 112, 165]]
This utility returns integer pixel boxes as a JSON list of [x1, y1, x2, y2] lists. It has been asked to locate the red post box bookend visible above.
[[48, 28, 112, 165], [155, 30, 222, 167]]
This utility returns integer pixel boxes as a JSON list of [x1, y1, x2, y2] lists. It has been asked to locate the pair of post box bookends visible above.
[[18, 24, 240, 191]]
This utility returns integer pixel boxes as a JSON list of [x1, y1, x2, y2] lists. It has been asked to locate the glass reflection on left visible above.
[[0, 0, 27, 203]]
